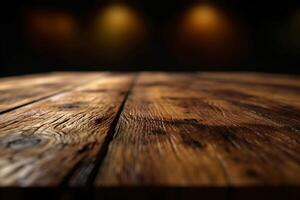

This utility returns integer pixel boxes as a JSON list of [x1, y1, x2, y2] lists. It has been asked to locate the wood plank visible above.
[[0, 73, 135, 186], [199, 72, 300, 88], [95, 72, 300, 186], [0, 72, 104, 114], [194, 73, 300, 131]]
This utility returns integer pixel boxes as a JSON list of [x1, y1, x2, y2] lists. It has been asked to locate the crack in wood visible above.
[[65, 73, 139, 186]]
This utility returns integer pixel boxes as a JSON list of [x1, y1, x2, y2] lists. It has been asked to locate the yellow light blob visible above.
[[93, 4, 146, 56]]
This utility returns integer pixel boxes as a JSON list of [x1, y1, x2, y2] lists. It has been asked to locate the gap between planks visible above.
[[0, 72, 299, 188], [65, 73, 139, 186], [95, 72, 300, 186], [0, 73, 136, 186]]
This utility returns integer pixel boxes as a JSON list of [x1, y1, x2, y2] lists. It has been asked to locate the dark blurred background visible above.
[[1, 0, 300, 77]]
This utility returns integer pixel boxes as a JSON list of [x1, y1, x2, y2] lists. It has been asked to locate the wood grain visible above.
[[0, 73, 134, 186], [0, 72, 103, 114], [95, 72, 300, 186], [0, 72, 299, 188]]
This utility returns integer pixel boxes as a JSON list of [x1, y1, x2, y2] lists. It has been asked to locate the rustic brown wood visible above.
[[0, 72, 104, 114], [0, 73, 134, 186], [95, 72, 300, 186], [0, 72, 299, 188]]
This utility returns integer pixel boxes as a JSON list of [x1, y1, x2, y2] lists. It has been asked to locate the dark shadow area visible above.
[[0, 187, 299, 200], [1, 0, 300, 76]]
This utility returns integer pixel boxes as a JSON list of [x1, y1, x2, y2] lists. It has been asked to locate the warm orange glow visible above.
[[185, 5, 223, 32], [93, 4, 146, 55], [171, 4, 248, 65], [27, 10, 78, 48], [180, 4, 233, 42]]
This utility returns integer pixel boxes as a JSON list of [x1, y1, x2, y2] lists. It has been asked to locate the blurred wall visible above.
[[1, 0, 300, 76]]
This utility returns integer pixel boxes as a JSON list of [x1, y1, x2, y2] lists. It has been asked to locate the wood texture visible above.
[[0, 72, 299, 187], [0, 73, 134, 186], [95, 72, 300, 186], [0, 72, 103, 114]]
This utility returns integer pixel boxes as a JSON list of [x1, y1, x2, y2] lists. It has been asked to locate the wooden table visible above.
[[0, 72, 299, 191]]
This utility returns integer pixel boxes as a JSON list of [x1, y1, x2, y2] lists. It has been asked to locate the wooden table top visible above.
[[0, 72, 299, 187]]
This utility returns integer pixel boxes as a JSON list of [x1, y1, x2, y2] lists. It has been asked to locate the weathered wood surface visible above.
[[96, 72, 300, 186], [0, 72, 103, 114], [0, 73, 134, 186], [0, 72, 299, 187]]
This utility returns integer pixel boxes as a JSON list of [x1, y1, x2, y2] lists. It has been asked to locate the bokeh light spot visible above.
[[93, 4, 146, 57], [185, 5, 223, 32], [171, 4, 249, 66]]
